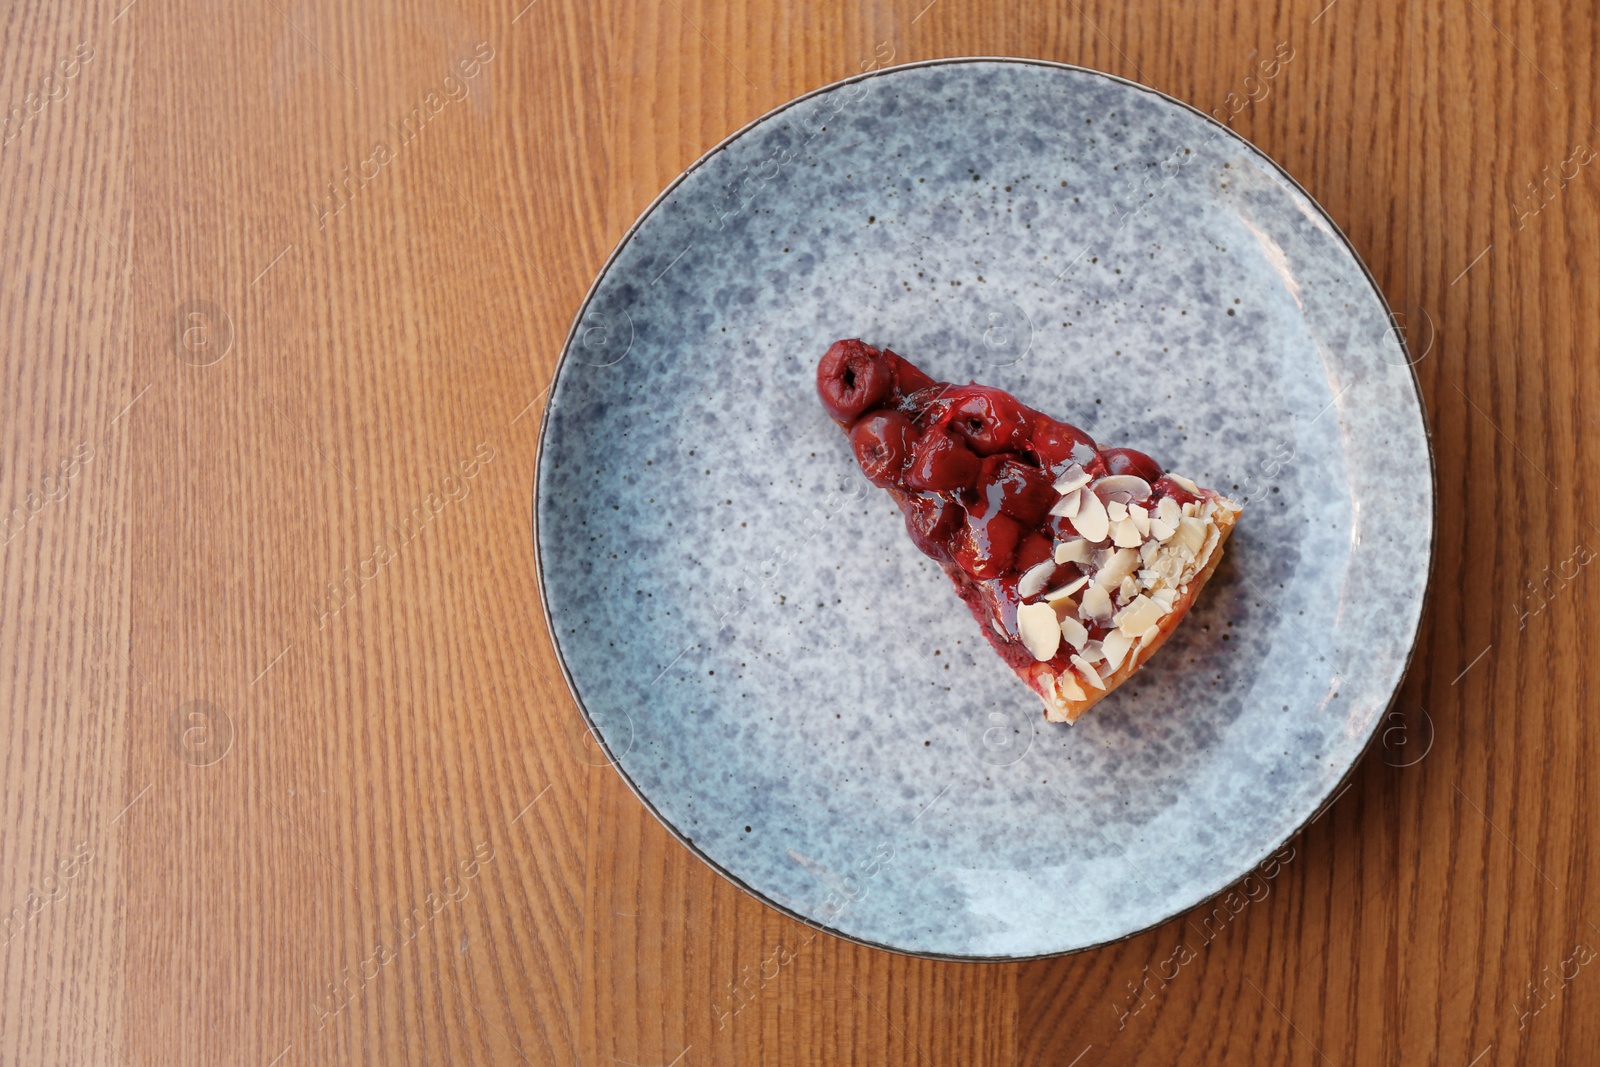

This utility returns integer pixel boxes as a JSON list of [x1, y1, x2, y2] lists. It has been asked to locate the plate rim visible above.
[[531, 55, 1438, 962]]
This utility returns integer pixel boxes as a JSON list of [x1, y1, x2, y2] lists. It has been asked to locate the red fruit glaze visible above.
[[817, 339, 893, 423], [819, 339, 1172, 668], [904, 430, 981, 492], [903, 495, 960, 561], [850, 410, 916, 488], [943, 385, 1033, 456], [1099, 446, 1163, 483], [973, 455, 1057, 527], [951, 511, 1021, 579]]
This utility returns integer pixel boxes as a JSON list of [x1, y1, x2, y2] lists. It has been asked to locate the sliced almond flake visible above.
[[1111, 517, 1143, 548], [1156, 496, 1183, 527], [1093, 474, 1153, 504], [1117, 575, 1139, 603], [1149, 518, 1177, 543], [1106, 500, 1129, 522], [1058, 671, 1087, 702], [1092, 547, 1116, 571], [1049, 488, 1082, 520], [1074, 489, 1110, 543], [1114, 594, 1166, 637], [1129, 503, 1151, 537], [1080, 639, 1105, 664], [1016, 602, 1061, 661], [1059, 614, 1089, 651], [1101, 628, 1135, 672], [1181, 501, 1199, 517], [1016, 559, 1057, 599], [1071, 655, 1107, 689], [990, 616, 1008, 638], [1094, 547, 1141, 590], [1140, 625, 1162, 648], [1079, 583, 1114, 621], [1168, 473, 1200, 494], [1137, 568, 1160, 589], [1045, 574, 1090, 602], [1139, 539, 1162, 566], [1052, 464, 1092, 494], [1200, 498, 1217, 519], [1172, 516, 1207, 555], [1151, 588, 1177, 611], [1054, 537, 1092, 565]]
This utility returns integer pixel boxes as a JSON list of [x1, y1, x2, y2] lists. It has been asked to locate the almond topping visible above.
[[1016, 602, 1062, 661], [1129, 502, 1151, 537], [1049, 488, 1082, 520], [1054, 538, 1092, 565], [1052, 465, 1092, 494], [1149, 518, 1177, 542], [1071, 655, 1107, 689], [1114, 594, 1166, 637], [1139, 540, 1162, 566], [1059, 614, 1089, 651], [1151, 588, 1177, 611], [1095, 547, 1141, 590], [1156, 496, 1183, 527], [1172, 516, 1207, 556], [1106, 500, 1129, 522], [1111, 517, 1143, 548], [1080, 639, 1105, 664], [1093, 474, 1153, 504], [1074, 489, 1110, 543], [1168, 473, 1199, 494], [1017, 559, 1057, 599], [1079, 583, 1114, 621], [1117, 575, 1139, 604], [1058, 672, 1087, 702], [1181, 501, 1199, 517], [1101, 628, 1135, 672], [1044, 574, 1090, 602]]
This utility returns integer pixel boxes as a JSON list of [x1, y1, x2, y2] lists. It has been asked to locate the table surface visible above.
[[3, 0, 1595, 1064]]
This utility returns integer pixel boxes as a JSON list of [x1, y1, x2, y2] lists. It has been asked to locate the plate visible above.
[[535, 59, 1433, 959]]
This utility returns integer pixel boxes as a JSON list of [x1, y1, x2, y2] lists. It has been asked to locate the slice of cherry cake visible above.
[[817, 338, 1242, 723]]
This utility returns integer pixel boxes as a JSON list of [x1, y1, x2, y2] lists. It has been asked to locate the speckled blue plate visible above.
[[535, 59, 1433, 959]]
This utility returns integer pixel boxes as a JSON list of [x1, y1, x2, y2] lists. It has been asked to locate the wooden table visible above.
[[3, 0, 1594, 1063]]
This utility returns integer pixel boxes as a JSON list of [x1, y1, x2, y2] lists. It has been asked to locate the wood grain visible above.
[[1, 0, 1595, 1063]]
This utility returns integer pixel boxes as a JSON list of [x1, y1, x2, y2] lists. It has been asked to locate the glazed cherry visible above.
[[973, 455, 1057, 527], [817, 339, 893, 424], [1029, 418, 1098, 474], [903, 495, 960, 561], [1151, 475, 1199, 507], [887, 350, 936, 399], [1100, 447, 1163, 483], [951, 511, 1021, 579], [904, 430, 981, 492], [1014, 530, 1054, 572], [943, 385, 1032, 456], [850, 411, 916, 488]]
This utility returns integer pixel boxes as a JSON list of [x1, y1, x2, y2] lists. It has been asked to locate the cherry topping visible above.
[[1151, 475, 1199, 507], [1014, 530, 1054, 572], [942, 385, 1033, 456], [904, 430, 981, 492], [903, 495, 960, 561], [1099, 447, 1163, 483], [974, 455, 1057, 527], [951, 511, 1021, 579], [886, 350, 936, 399], [850, 410, 916, 488], [1029, 418, 1099, 475], [817, 339, 893, 424]]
